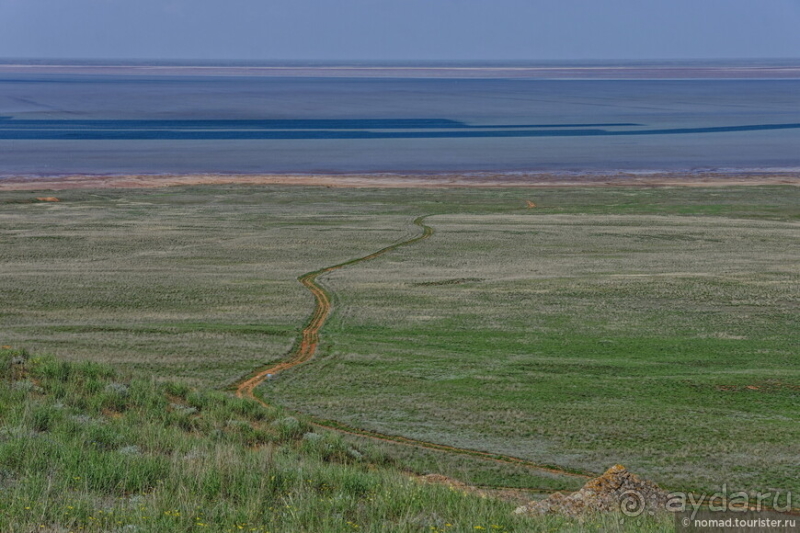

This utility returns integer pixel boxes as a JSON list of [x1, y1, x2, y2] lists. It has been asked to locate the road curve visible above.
[[232, 215, 591, 482]]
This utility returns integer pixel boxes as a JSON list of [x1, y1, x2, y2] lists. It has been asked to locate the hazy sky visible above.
[[1, 0, 799, 62]]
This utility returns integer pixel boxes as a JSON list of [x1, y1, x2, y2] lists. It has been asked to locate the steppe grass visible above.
[[0, 348, 671, 532], [0, 187, 422, 386], [273, 210, 800, 494], [1, 184, 798, 500]]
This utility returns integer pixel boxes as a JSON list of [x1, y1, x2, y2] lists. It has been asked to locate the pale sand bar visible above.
[[1, 172, 799, 191]]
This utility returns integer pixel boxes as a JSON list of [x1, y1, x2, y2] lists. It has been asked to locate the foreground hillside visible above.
[[0, 184, 797, 529], [0, 348, 669, 532]]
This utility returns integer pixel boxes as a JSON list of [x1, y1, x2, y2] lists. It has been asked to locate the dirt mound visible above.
[[514, 464, 668, 517]]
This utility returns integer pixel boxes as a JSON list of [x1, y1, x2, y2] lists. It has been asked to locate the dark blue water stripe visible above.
[[0, 118, 640, 130], [0, 122, 798, 140]]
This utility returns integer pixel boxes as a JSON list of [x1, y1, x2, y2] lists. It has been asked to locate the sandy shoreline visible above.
[[1, 172, 800, 191], [4, 64, 800, 79]]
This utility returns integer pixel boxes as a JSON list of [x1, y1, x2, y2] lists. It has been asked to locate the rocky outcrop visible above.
[[514, 464, 669, 517]]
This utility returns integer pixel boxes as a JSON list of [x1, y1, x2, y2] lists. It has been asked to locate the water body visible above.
[[1, 65, 800, 177]]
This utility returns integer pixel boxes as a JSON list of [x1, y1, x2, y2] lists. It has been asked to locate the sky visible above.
[[1, 0, 799, 62]]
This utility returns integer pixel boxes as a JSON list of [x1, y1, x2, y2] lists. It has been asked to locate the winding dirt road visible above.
[[233, 215, 590, 482]]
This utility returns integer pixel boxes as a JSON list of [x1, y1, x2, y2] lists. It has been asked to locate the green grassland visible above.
[[1, 185, 798, 506], [4, 348, 670, 532], [0, 187, 423, 386], [281, 212, 799, 494]]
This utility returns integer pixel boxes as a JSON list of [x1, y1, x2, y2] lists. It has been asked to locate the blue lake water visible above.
[[1, 72, 800, 176]]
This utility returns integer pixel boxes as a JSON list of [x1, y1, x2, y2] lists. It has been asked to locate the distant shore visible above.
[[3, 62, 800, 79], [2, 171, 799, 191]]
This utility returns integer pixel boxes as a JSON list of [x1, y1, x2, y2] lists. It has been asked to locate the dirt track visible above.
[[234, 215, 432, 399], [232, 215, 590, 482]]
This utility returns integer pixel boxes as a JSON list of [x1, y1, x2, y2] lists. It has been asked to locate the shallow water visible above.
[[1, 72, 799, 176]]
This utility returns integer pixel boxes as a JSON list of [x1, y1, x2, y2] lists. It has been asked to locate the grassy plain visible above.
[[5, 349, 662, 532], [0, 186, 421, 386], [1, 184, 798, 501]]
